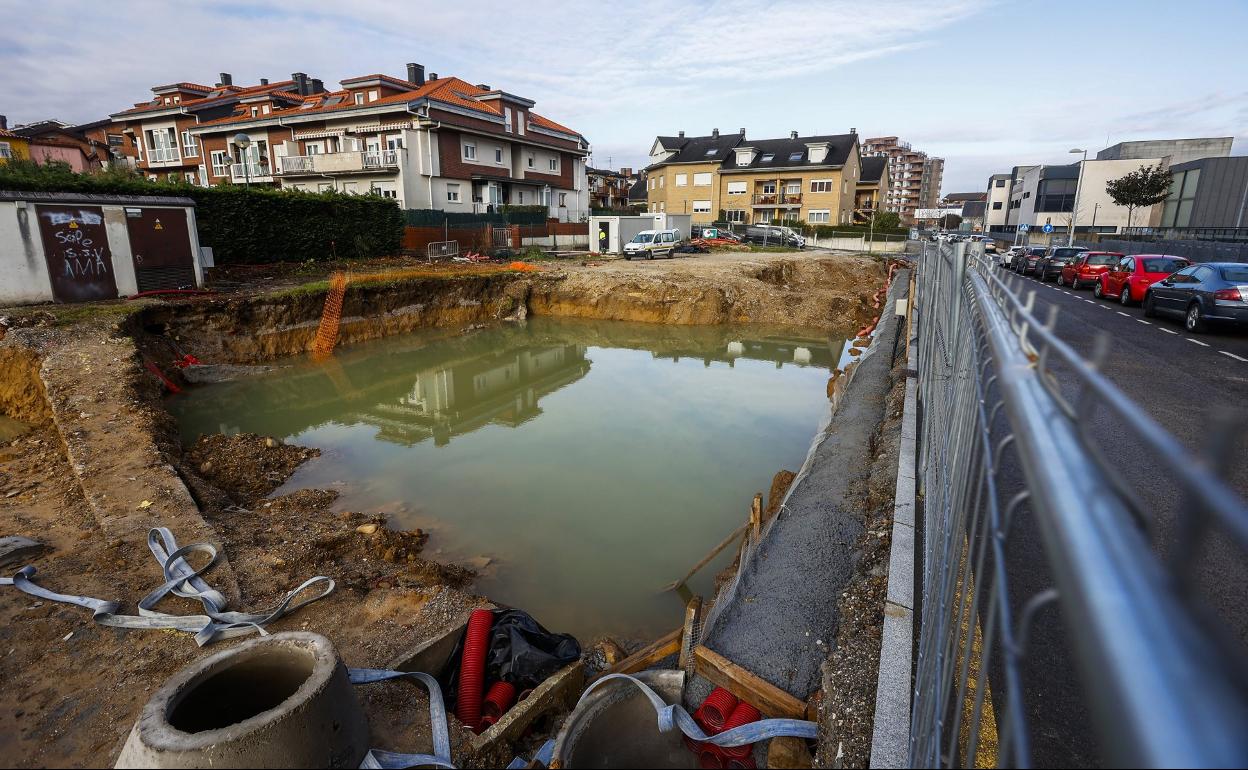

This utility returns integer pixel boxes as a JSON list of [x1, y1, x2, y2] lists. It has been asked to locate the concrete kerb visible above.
[[869, 280, 919, 769]]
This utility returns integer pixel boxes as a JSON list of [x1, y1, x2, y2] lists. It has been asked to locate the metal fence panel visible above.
[[909, 241, 1248, 767]]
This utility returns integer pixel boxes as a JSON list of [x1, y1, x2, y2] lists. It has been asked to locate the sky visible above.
[[1, 0, 1245, 194]]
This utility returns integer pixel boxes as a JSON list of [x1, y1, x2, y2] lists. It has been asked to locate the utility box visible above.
[[0, 191, 203, 305], [589, 213, 695, 254]]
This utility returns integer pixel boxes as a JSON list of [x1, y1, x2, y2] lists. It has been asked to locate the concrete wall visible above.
[[1097, 137, 1233, 166]]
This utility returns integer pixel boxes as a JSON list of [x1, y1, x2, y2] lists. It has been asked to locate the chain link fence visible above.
[[910, 241, 1248, 766]]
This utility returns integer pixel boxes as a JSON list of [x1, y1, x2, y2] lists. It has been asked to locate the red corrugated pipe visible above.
[[482, 680, 517, 721], [719, 701, 762, 760], [696, 687, 738, 733], [699, 748, 726, 769], [455, 609, 493, 732]]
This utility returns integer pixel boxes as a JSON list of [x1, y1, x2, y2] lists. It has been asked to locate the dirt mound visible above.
[[0, 346, 52, 425], [184, 433, 319, 505]]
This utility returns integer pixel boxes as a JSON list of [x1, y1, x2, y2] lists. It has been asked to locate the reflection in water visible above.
[[171, 318, 841, 639]]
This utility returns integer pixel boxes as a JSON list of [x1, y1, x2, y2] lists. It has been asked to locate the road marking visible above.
[[1221, 351, 1248, 362], [1137, 319, 1151, 325], [1186, 338, 1210, 347], [1161, 328, 1178, 334], [1084, 299, 1095, 304], [1098, 304, 1111, 310], [1117, 311, 1130, 317]]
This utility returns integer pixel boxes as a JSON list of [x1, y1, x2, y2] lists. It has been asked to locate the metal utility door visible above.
[[125, 207, 197, 292], [35, 204, 118, 302], [598, 221, 611, 253]]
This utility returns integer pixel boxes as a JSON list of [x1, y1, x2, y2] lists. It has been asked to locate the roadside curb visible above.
[[869, 274, 918, 769]]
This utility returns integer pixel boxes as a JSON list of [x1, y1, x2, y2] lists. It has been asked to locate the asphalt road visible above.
[[989, 263, 1248, 766]]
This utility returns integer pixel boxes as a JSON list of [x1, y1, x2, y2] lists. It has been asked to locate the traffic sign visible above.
[[1018, 223, 1029, 232], [1042, 223, 1053, 234]]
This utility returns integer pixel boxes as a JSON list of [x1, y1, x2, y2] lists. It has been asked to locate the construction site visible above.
[[0, 241, 910, 769]]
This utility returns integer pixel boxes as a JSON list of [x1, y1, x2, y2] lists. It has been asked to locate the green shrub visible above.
[[0, 159, 404, 264]]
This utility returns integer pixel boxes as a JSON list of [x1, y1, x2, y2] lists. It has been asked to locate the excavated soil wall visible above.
[[0, 345, 53, 424]]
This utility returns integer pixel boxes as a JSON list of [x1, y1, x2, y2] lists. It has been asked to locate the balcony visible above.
[[279, 150, 399, 175], [230, 162, 269, 181], [147, 146, 180, 163], [752, 193, 803, 206]]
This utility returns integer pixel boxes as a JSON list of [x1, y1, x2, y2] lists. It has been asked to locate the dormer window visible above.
[[788, 152, 803, 162], [761, 153, 774, 162], [354, 93, 365, 105], [704, 148, 717, 156]]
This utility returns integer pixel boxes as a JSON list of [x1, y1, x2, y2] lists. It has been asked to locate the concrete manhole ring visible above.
[[115, 631, 369, 768]]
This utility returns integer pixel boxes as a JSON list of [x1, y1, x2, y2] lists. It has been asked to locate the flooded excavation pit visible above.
[[170, 318, 846, 640]]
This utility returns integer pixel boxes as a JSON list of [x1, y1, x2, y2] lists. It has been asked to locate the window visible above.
[[549, 157, 558, 171], [527, 152, 535, 168], [354, 93, 365, 105], [1036, 178, 1076, 212], [675, 173, 688, 187], [785, 182, 800, 195], [368, 90, 379, 102], [659, 176, 664, 187], [809, 210, 831, 223], [659, 202, 665, 212], [517, 191, 525, 204], [495, 148, 503, 163], [693, 172, 712, 186], [250, 107, 258, 118], [725, 209, 745, 223], [0, 142, 10, 159], [210, 150, 230, 177], [1161, 168, 1201, 228], [726, 181, 747, 195], [761, 182, 777, 195], [181, 131, 198, 158], [505, 107, 513, 133], [559, 192, 567, 206], [810, 180, 833, 193], [761, 153, 774, 162], [995, 179, 1006, 187], [704, 148, 718, 156], [447, 183, 462, 203], [692, 200, 711, 213], [662, 232, 676, 243], [649, 178, 655, 190], [788, 152, 803, 162], [992, 201, 1003, 210], [463, 142, 477, 160], [517, 113, 525, 135]]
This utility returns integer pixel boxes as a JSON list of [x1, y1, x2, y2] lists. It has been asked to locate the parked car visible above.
[[744, 225, 805, 249], [1095, 254, 1191, 306], [1036, 246, 1089, 282], [1002, 246, 1025, 269], [1015, 246, 1048, 275], [1057, 251, 1124, 289], [1143, 262, 1248, 332], [623, 229, 681, 259]]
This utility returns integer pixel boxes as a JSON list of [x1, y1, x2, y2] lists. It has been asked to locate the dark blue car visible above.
[[1143, 262, 1248, 333]]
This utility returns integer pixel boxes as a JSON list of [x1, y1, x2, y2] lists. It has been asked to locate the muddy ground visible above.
[[0, 247, 892, 768]]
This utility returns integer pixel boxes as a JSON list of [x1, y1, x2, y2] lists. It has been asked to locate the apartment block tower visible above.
[[861, 136, 944, 224]]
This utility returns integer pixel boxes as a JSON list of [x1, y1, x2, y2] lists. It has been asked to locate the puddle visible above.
[[169, 318, 846, 639]]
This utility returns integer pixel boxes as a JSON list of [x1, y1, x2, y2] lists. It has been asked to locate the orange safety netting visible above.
[[311, 272, 349, 361]]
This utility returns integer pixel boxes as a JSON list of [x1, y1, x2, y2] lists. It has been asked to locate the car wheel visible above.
[[1093, 281, 1104, 299], [1143, 291, 1157, 318], [1070, 275, 1080, 290], [1056, 273, 1065, 286], [1186, 303, 1207, 333], [624, 256, 632, 261], [1120, 284, 1133, 306]]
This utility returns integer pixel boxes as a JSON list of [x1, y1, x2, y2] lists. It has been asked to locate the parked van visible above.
[[623, 229, 681, 259], [744, 225, 805, 249]]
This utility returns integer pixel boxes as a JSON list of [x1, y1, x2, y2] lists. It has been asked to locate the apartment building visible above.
[[1002, 159, 1168, 238], [0, 116, 27, 164], [861, 136, 944, 225], [854, 156, 889, 222], [106, 65, 591, 219], [645, 129, 861, 226], [588, 167, 632, 210], [984, 172, 1012, 230]]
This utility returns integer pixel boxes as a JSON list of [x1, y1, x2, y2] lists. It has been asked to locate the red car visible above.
[[1057, 251, 1124, 290], [1095, 254, 1191, 306]]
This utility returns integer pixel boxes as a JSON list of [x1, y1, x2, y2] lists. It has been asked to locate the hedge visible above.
[[404, 205, 547, 226], [0, 160, 404, 264]]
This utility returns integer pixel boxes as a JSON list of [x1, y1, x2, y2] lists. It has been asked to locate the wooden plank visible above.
[[678, 596, 703, 671], [661, 522, 749, 592], [767, 736, 814, 769], [594, 628, 680, 681], [750, 493, 763, 539], [693, 645, 807, 719]]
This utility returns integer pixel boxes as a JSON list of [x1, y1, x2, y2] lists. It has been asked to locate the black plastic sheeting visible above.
[[441, 609, 581, 710]]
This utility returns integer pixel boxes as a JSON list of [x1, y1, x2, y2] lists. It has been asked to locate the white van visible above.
[[624, 229, 681, 259]]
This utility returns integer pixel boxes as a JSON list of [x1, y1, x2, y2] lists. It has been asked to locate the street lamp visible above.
[[1067, 148, 1087, 246], [234, 132, 252, 188]]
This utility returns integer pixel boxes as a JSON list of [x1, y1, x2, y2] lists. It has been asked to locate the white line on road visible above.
[[1161, 328, 1178, 334], [1117, 311, 1130, 317], [1137, 319, 1152, 325], [1098, 304, 1111, 310], [1084, 299, 1096, 304], [1186, 338, 1211, 347], [1221, 351, 1248, 362]]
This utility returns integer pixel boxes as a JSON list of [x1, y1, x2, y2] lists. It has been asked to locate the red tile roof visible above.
[[114, 80, 297, 117], [151, 82, 214, 93]]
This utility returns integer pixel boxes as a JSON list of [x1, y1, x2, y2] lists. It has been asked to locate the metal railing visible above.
[[363, 149, 398, 168], [910, 241, 1248, 767], [280, 155, 316, 173], [147, 146, 180, 163], [230, 162, 267, 179], [752, 193, 802, 205]]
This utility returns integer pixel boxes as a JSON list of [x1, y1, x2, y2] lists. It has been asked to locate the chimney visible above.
[[739, 127, 746, 136], [0, 115, 6, 130], [260, 77, 269, 86], [790, 130, 798, 139], [407, 63, 425, 86], [476, 83, 490, 91], [218, 72, 232, 87], [711, 128, 719, 138], [429, 72, 439, 81], [311, 78, 324, 94], [292, 72, 308, 95], [850, 127, 857, 134], [678, 130, 685, 138], [621, 167, 633, 177]]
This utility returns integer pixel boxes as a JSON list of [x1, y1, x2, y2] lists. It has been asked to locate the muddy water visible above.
[[170, 318, 844, 640]]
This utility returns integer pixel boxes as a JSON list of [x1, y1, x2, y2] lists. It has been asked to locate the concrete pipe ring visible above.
[[115, 632, 369, 769]]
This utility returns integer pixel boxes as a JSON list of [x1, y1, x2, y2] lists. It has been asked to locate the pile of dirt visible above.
[[184, 432, 319, 505]]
